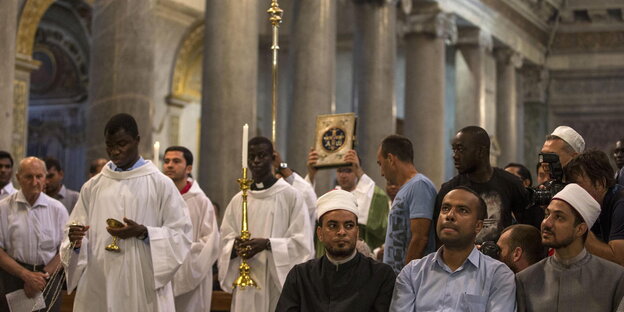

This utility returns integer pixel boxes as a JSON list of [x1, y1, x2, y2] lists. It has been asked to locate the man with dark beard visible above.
[[496, 224, 545, 273], [276, 190, 396, 312], [390, 186, 516, 311], [516, 184, 624, 311]]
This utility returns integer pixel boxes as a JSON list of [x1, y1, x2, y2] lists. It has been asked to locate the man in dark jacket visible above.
[[276, 190, 396, 312]]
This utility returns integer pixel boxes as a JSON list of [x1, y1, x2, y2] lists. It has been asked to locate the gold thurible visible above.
[[233, 167, 258, 289], [267, 0, 283, 144]]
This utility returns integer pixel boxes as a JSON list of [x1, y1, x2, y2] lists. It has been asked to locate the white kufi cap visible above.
[[552, 183, 600, 228], [551, 126, 585, 153], [316, 190, 359, 221]]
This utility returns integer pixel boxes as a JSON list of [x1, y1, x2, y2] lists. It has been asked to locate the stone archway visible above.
[[166, 21, 204, 178], [12, 0, 56, 160]]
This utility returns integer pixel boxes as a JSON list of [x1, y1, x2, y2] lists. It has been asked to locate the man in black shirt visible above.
[[276, 190, 396, 312], [434, 126, 531, 244], [565, 150, 624, 266]]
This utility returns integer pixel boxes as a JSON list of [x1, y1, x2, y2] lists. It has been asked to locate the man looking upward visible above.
[[516, 184, 624, 311], [390, 186, 516, 311], [163, 146, 220, 312]]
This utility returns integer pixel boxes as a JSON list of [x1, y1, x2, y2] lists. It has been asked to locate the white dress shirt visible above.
[[0, 190, 68, 265], [0, 182, 17, 201]]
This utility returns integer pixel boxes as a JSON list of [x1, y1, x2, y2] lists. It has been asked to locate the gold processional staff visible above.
[[233, 0, 283, 290]]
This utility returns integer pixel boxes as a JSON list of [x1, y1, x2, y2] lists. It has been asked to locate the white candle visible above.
[[242, 124, 248, 169], [153, 141, 160, 167]]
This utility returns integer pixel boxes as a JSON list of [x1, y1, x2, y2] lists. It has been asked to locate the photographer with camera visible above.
[[540, 126, 585, 180], [565, 150, 624, 266]]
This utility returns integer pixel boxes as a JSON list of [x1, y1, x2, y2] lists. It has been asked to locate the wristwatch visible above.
[[137, 229, 148, 241], [276, 162, 288, 173]]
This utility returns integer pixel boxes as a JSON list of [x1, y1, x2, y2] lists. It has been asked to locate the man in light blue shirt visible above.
[[377, 135, 437, 274], [390, 186, 516, 312]]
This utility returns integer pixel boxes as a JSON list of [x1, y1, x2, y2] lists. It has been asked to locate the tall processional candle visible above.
[[242, 124, 248, 168], [153, 141, 160, 167]]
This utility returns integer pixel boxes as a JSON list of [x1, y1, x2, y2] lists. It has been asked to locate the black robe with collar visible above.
[[275, 252, 396, 312]]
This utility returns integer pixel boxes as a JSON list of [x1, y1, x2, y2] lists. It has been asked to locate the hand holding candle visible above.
[[242, 124, 248, 169]]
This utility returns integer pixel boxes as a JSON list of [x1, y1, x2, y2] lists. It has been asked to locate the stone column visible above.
[[403, 12, 456, 187], [287, 0, 336, 192], [0, 1, 17, 151], [495, 48, 523, 166], [352, 0, 397, 186], [455, 27, 493, 132], [85, 1, 155, 162], [199, 1, 258, 208], [521, 65, 549, 167]]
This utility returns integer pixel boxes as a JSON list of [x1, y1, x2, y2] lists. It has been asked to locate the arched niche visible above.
[[166, 21, 204, 179]]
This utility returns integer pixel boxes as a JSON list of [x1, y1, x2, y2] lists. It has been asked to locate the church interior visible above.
[[2, 0, 623, 234], [1, 1, 624, 311]]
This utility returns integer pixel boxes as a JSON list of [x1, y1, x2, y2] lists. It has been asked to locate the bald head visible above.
[[16, 157, 47, 205], [17, 157, 47, 176]]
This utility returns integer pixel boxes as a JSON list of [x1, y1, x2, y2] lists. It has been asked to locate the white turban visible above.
[[551, 126, 585, 153], [552, 183, 600, 228], [316, 190, 359, 221]]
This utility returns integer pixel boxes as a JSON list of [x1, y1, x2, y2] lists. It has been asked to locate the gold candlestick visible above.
[[267, 0, 283, 144], [233, 167, 257, 289]]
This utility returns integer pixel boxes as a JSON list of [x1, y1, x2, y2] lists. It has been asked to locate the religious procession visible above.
[[2, 0, 624, 311]]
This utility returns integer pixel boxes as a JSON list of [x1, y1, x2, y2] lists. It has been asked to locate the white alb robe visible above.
[[173, 179, 220, 312], [60, 161, 192, 312], [218, 179, 313, 312]]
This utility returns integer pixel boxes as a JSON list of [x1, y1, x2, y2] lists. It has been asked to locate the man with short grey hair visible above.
[[0, 157, 68, 311]]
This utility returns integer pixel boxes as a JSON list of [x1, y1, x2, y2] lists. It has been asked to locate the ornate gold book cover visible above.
[[313, 113, 357, 169]]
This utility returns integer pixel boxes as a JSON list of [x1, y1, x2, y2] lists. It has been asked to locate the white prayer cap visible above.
[[551, 126, 585, 153], [552, 183, 600, 228], [316, 190, 359, 221]]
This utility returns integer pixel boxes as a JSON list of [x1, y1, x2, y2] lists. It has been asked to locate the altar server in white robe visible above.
[[163, 146, 220, 312], [219, 136, 313, 312], [61, 113, 192, 312]]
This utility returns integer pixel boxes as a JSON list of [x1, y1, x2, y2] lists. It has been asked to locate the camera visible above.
[[479, 241, 501, 260], [529, 152, 567, 206]]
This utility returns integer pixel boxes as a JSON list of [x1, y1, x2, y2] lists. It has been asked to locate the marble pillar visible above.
[[200, 1, 258, 208], [403, 12, 456, 187], [85, 1, 155, 162], [495, 48, 523, 166], [455, 27, 494, 132], [287, 0, 336, 193], [0, 0, 17, 151], [353, 0, 397, 187], [521, 65, 549, 168]]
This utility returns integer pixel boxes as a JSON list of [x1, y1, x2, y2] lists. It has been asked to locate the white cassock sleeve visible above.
[[60, 182, 91, 294], [267, 191, 313, 288], [146, 182, 193, 289], [173, 197, 220, 296], [291, 172, 318, 225]]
